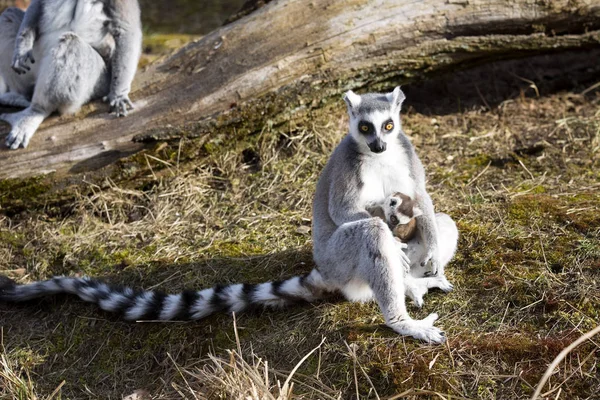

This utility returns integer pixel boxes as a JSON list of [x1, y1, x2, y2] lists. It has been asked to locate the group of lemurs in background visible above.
[[0, 1, 458, 344]]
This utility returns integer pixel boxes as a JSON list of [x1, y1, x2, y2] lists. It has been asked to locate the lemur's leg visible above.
[[4, 32, 109, 149], [0, 8, 35, 109], [0, 93, 31, 108], [403, 213, 458, 306], [321, 217, 445, 343], [404, 213, 458, 274]]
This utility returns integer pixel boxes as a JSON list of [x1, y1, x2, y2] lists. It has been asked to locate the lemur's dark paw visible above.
[[11, 50, 35, 75], [104, 94, 135, 117]]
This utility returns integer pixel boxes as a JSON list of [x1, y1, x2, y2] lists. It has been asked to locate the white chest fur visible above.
[[40, 0, 77, 33], [359, 142, 415, 207], [40, 0, 109, 47]]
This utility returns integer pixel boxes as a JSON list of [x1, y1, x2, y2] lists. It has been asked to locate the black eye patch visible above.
[[358, 121, 374, 135], [382, 119, 394, 132]]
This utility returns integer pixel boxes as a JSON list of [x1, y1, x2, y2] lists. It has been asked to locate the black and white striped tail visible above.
[[0, 270, 329, 321]]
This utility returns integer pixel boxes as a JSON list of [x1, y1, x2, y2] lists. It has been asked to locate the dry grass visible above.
[[532, 324, 600, 400], [1, 69, 599, 399], [0, 328, 64, 400], [1, 349, 38, 400], [175, 315, 341, 399]]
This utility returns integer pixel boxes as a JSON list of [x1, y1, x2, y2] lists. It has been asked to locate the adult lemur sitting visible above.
[[0, 0, 142, 149], [0, 87, 458, 343]]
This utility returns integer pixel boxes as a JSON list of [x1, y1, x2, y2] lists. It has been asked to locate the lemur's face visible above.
[[383, 192, 422, 229], [343, 86, 405, 154]]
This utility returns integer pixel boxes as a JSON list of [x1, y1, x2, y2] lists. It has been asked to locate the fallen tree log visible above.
[[1, 0, 599, 179]]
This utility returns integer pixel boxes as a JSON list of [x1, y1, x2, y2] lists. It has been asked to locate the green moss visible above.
[[211, 329, 236, 350], [0, 230, 25, 248], [0, 175, 49, 198], [516, 183, 546, 194], [508, 195, 561, 225], [142, 33, 200, 54], [5, 348, 46, 371], [0, 176, 52, 216], [576, 238, 600, 259], [211, 241, 265, 257], [466, 154, 492, 167], [508, 194, 600, 233], [139, 0, 245, 35]]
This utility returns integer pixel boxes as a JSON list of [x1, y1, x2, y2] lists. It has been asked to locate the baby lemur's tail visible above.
[[0, 270, 330, 321]]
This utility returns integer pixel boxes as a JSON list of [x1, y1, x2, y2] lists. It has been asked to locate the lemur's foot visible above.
[[432, 275, 453, 292], [405, 279, 427, 308], [104, 94, 134, 117], [390, 313, 445, 344], [5, 125, 33, 149], [405, 274, 453, 307]]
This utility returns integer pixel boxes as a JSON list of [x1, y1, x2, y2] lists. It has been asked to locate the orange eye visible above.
[[385, 123, 394, 131]]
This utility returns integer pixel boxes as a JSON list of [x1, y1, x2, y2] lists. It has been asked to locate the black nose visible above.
[[369, 140, 386, 153]]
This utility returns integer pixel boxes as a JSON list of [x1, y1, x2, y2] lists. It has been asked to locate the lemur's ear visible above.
[[412, 206, 423, 218], [343, 90, 361, 110], [387, 86, 405, 111], [389, 196, 402, 207]]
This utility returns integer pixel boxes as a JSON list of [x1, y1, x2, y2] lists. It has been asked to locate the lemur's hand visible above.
[[401, 251, 411, 276], [395, 240, 411, 275], [11, 49, 35, 75], [420, 249, 440, 276], [104, 93, 134, 117], [396, 240, 408, 251]]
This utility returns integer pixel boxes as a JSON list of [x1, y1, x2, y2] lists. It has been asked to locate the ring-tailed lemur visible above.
[[0, 0, 142, 149], [0, 87, 458, 343]]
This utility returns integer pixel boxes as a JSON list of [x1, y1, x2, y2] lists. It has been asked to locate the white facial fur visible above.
[[343, 87, 406, 154], [382, 194, 424, 226]]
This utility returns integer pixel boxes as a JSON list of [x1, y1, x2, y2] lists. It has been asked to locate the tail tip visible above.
[[0, 275, 17, 300]]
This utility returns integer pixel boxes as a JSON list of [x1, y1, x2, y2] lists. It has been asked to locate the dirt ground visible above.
[[1, 51, 599, 399]]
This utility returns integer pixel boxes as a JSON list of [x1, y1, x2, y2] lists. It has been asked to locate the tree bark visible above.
[[1, 0, 599, 179]]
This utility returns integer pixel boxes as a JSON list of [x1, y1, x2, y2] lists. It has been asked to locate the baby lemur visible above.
[[368, 193, 452, 308], [368, 192, 422, 243], [0, 87, 458, 343]]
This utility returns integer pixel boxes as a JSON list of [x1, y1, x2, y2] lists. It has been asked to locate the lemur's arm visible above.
[[328, 164, 372, 226], [106, 0, 142, 117], [415, 188, 438, 251], [410, 147, 441, 273], [12, 0, 42, 74], [328, 182, 372, 226]]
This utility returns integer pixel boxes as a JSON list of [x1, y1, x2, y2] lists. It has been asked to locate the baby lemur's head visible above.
[[370, 192, 422, 241]]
